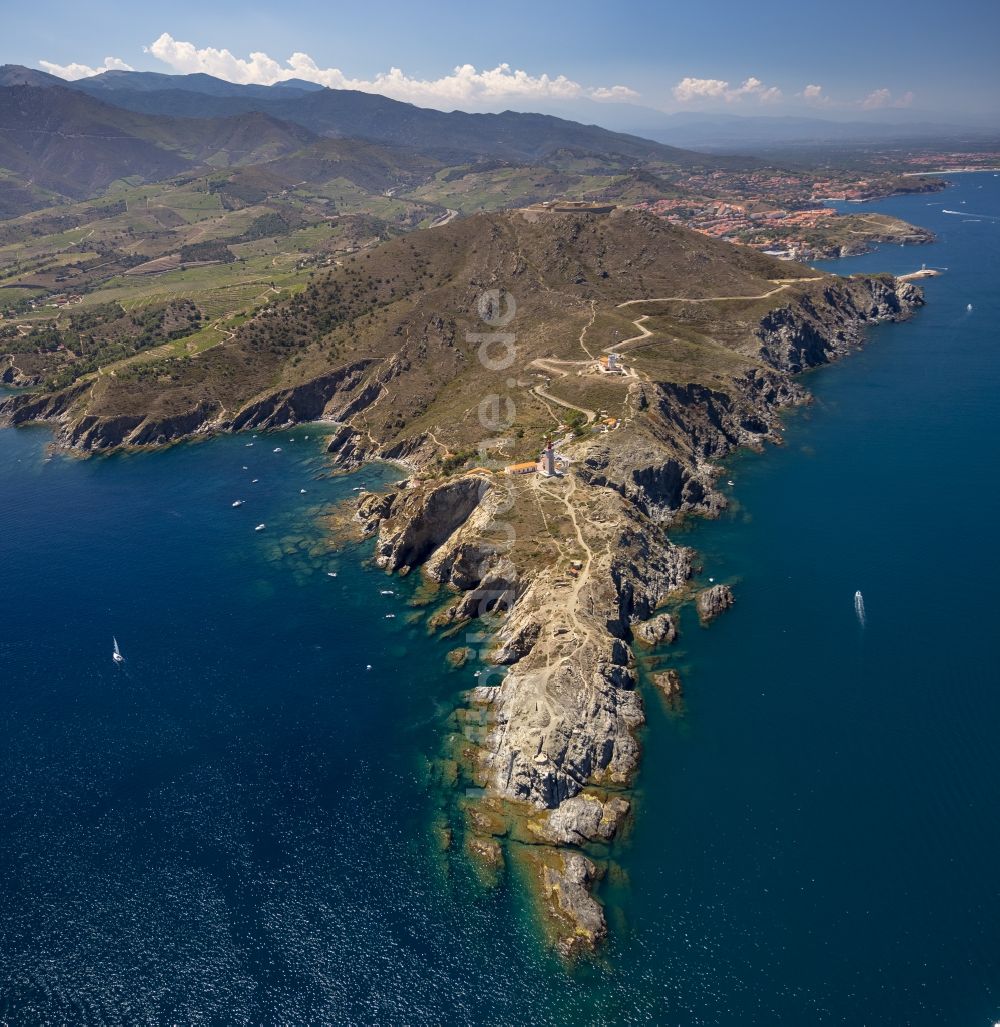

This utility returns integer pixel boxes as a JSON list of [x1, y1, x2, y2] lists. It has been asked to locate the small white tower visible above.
[[539, 440, 557, 477]]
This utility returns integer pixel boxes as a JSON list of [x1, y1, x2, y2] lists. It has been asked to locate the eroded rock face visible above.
[[371, 476, 489, 573], [696, 584, 735, 623], [0, 381, 90, 427], [537, 794, 631, 846], [633, 612, 677, 647], [652, 669, 683, 701], [1, 362, 40, 388], [327, 424, 376, 471], [535, 850, 607, 959], [757, 277, 922, 373], [230, 360, 375, 431]]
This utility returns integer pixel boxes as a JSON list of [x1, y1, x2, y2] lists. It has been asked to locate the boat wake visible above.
[[942, 209, 1000, 221], [854, 590, 866, 629]]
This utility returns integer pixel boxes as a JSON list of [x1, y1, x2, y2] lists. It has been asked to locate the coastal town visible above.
[[630, 165, 946, 258]]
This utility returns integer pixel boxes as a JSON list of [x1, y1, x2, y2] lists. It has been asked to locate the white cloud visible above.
[[801, 83, 830, 106], [38, 56, 134, 81], [673, 75, 781, 104], [673, 76, 730, 102], [861, 87, 892, 109], [860, 87, 915, 109], [137, 33, 637, 107], [591, 85, 641, 102]]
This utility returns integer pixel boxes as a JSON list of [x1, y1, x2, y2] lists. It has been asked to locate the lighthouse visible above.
[[539, 439, 557, 477]]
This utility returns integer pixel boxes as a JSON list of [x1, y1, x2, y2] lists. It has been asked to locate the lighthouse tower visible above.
[[539, 440, 557, 477]]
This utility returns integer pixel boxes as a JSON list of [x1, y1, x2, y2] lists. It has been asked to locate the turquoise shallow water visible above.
[[1, 173, 998, 1024]]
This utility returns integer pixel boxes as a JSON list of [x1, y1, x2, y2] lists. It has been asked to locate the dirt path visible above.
[[578, 300, 598, 359], [606, 314, 652, 354], [531, 383, 595, 424], [615, 277, 822, 309], [425, 428, 451, 456], [535, 472, 597, 662]]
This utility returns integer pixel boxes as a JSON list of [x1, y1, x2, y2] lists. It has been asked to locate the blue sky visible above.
[[5, 0, 999, 120]]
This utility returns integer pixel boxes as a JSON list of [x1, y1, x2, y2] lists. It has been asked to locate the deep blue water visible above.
[[0, 173, 998, 1025]]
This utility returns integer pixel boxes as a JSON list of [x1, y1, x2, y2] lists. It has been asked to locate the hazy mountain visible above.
[[527, 99, 999, 150], [60, 68, 725, 165], [0, 82, 317, 212], [76, 69, 320, 101]]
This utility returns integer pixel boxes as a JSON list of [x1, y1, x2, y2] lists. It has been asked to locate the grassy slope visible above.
[[13, 209, 824, 434]]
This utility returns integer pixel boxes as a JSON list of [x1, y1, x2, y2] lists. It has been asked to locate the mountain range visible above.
[[0, 64, 752, 217]]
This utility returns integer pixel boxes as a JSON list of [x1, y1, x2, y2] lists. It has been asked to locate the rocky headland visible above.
[[0, 207, 923, 956]]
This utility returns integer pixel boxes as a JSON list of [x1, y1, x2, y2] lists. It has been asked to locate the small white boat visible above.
[[245, 442, 253, 448], [273, 447, 282, 453], [304, 435, 309, 440], [251, 479, 259, 484], [380, 589, 394, 596], [242, 465, 248, 471], [727, 479, 735, 486], [255, 523, 266, 532], [366, 664, 373, 671], [385, 613, 396, 619], [967, 303, 974, 312], [327, 571, 338, 578], [112, 637, 124, 665], [474, 671, 481, 678], [854, 590, 866, 628], [232, 500, 244, 508], [299, 489, 307, 494]]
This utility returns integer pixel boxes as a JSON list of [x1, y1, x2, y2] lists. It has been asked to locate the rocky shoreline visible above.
[[324, 275, 923, 957], [0, 207, 924, 958]]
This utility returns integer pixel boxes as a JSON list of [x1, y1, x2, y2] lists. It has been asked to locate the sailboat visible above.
[[112, 637, 124, 664]]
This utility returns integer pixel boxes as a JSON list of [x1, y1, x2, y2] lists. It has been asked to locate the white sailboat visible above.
[[112, 637, 124, 664]]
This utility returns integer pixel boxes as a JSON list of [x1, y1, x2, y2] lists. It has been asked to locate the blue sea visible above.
[[1, 172, 998, 1024]]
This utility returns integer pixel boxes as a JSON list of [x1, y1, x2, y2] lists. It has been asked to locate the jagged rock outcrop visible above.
[[757, 277, 922, 372], [652, 669, 683, 705], [124, 403, 219, 447], [536, 793, 631, 846], [0, 380, 90, 427], [490, 619, 541, 665], [633, 612, 677, 647], [697, 584, 735, 623], [230, 360, 376, 431], [1, 362, 40, 388], [369, 475, 489, 573], [536, 851, 607, 959], [327, 423, 376, 470]]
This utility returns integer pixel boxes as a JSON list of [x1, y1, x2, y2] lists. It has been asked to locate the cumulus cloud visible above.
[[38, 56, 134, 81], [801, 83, 830, 106], [135, 33, 637, 107], [861, 87, 914, 109], [590, 84, 640, 102], [673, 75, 781, 104]]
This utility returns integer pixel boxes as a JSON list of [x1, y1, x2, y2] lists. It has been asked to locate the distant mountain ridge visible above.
[[0, 64, 756, 218], [0, 82, 323, 210], [21, 66, 723, 165]]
